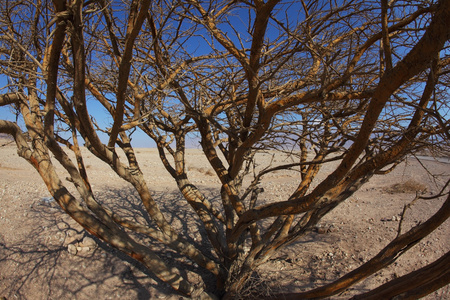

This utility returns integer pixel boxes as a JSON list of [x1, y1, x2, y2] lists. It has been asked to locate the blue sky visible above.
[[0, 1, 309, 149], [0, 75, 157, 147]]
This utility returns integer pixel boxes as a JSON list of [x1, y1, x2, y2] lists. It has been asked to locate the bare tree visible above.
[[0, 0, 449, 298]]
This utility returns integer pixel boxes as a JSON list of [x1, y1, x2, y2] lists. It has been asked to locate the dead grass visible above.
[[384, 179, 428, 194], [189, 166, 215, 176]]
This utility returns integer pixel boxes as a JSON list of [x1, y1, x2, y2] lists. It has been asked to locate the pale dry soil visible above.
[[0, 138, 449, 299]]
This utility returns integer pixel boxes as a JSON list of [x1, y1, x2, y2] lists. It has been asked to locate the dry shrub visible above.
[[384, 179, 428, 194], [189, 166, 215, 176], [234, 271, 277, 300]]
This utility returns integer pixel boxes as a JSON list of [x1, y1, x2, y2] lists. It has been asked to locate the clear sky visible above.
[[0, 85, 157, 148]]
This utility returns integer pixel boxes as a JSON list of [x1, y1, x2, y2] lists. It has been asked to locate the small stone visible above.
[[57, 222, 69, 230], [327, 224, 338, 233], [317, 227, 327, 234], [82, 236, 97, 248], [67, 244, 77, 255], [40, 196, 55, 204]]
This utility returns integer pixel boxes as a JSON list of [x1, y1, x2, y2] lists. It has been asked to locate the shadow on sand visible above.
[[0, 185, 222, 299]]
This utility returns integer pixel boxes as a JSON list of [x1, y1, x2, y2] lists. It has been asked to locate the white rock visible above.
[[82, 236, 97, 248], [67, 244, 77, 255]]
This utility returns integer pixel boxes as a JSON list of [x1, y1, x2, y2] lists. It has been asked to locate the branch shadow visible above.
[[96, 185, 224, 295], [0, 193, 185, 300]]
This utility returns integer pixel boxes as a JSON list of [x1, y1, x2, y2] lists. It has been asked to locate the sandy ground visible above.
[[0, 136, 449, 299]]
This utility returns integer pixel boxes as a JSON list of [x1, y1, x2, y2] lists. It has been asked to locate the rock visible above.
[[77, 246, 91, 253], [57, 222, 69, 230], [327, 224, 338, 233], [392, 215, 400, 221], [315, 224, 338, 234], [316, 226, 327, 234], [40, 196, 55, 204], [81, 236, 97, 249], [67, 244, 77, 255]]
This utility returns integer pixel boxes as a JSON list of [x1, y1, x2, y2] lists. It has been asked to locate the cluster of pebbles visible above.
[[67, 236, 98, 256]]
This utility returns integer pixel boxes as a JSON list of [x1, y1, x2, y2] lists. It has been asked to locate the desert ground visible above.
[[0, 135, 449, 299]]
